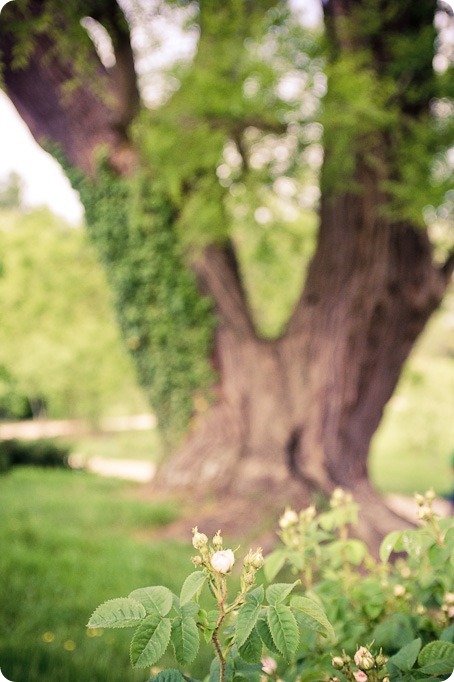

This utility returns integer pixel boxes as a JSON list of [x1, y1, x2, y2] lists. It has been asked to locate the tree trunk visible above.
[[155, 168, 451, 543]]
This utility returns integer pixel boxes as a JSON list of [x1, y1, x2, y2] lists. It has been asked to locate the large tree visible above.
[[1, 0, 453, 540]]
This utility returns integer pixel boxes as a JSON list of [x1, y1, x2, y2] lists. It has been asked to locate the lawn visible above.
[[0, 467, 211, 682]]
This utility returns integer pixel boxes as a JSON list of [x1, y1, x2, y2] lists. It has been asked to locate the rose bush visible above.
[[87, 491, 454, 682]]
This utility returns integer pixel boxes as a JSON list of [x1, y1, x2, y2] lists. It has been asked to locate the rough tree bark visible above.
[[1, 0, 453, 544]]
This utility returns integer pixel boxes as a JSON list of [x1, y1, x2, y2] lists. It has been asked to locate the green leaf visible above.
[[87, 597, 146, 629], [256, 616, 281, 657], [130, 615, 172, 668], [440, 624, 454, 643], [267, 604, 299, 661], [209, 655, 234, 682], [147, 669, 186, 682], [290, 596, 335, 640], [180, 572, 207, 606], [246, 585, 265, 605], [264, 550, 288, 582], [129, 586, 173, 617], [236, 602, 262, 648], [238, 627, 263, 664], [418, 641, 454, 674], [379, 530, 403, 562], [266, 581, 300, 606], [389, 638, 422, 671], [171, 611, 199, 666], [372, 613, 415, 651]]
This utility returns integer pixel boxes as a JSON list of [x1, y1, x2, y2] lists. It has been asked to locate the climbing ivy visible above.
[[71, 158, 216, 448]]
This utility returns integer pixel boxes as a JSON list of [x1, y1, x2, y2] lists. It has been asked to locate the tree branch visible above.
[[441, 249, 454, 282], [0, 0, 138, 176], [193, 242, 256, 339]]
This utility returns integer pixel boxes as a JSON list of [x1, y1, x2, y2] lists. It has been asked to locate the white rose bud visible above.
[[211, 549, 235, 573], [261, 657, 277, 675], [192, 527, 208, 550], [425, 488, 436, 501], [249, 548, 264, 570], [354, 647, 375, 671], [415, 493, 425, 507], [445, 592, 454, 606], [213, 530, 223, 549], [332, 656, 344, 670], [279, 508, 298, 529], [393, 584, 406, 598], [191, 555, 204, 567]]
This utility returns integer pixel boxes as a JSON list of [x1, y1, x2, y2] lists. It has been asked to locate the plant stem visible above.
[[212, 622, 226, 682]]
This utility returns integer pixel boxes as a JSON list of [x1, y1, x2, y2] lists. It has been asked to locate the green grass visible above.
[[0, 467, 211, 682], [370, 290, 454, 495], [63, 429, 164, 463]]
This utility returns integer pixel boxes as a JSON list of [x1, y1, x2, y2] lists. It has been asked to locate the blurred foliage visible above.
[[0, 438, 70, 473], [0, 204, 147, 421], [2, 0, 453, 444]]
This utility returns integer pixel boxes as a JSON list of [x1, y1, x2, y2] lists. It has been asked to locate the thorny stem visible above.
[[212, 621, 226, 682]]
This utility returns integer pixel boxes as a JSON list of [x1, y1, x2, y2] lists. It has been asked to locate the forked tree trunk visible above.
[[156, 164, 451, 542]]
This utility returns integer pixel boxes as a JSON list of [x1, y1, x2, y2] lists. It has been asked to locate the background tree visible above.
[[1, 0, 453, 540], [0, 194, 147, 421]]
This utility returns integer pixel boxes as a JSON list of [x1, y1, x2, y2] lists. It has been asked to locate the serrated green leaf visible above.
[[418, 660, 454, 675], [418, 641, 454, 670], [210, 655, 234, 682], [238, 627, 263, 664], [130, 615, 172, 668], [129, 586, 173, 617], [267, 604, 299, 661], [389, 638, 422, 671], [88, 597, 146, 629], [266, 581, 300, 606], [290, 596, 335, 640], [236, 602, 262, 647], [171, 611, 199, 666], [256, 616, 280, 657], [246, 585, 264, 605], [379, 530, 404, 563], [180, 572, 207, 606], [264, 551, 288, 583], [147, 669, 186, 682]]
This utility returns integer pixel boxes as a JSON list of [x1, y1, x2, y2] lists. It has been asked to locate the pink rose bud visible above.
[[353, 672, 368, 682], [261, 657, 277, 674], [211, 549, 235, 573]]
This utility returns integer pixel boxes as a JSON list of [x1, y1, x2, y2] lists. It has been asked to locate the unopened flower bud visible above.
[[416, 604, 426, 615], [382, 678, 390, 682], [354, 647, 375, 671], [353, 671, 368, 682], [191, 555, 204, 567], [250, 548, 264, 570], [375, 652, 387, 668], [261, 657, 277, 675], [330, 488, 345, 507], [425, 488, 436, 501], [212, 530, 223, 549], [414, 493, 425, 506], [192, 527, 208, 550], [393, 584, 406, 598], [332, 656, 344, 670], [279, 508, 298, 529], [211, 549, 235, 573], [300, 505, 316, 522], [417, 506, 432, 522], [445, 592, 454, 606]]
